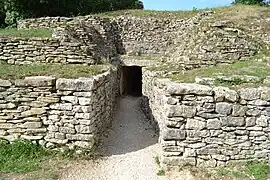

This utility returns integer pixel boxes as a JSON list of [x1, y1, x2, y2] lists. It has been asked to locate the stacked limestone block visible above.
[[0, 37, 97, 65], [0, 68, 119, 149], [0, 76, 56, 145], [142, 69, 270, 169], [45, 69, 119, 149]]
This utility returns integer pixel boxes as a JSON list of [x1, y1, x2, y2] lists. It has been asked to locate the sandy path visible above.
[[61, 96, 163, 180]]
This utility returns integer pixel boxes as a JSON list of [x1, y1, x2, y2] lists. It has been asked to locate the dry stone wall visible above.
[[0, 37, 99, 65], [17, 12, 215, 56], [165, 21, 263, 70], [7, 12, 265, 67], [0, 68, 119, 149], [142, 69, 270, 169]]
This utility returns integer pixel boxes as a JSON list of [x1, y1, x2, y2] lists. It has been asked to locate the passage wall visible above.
[[0, 68, 119, 149], [142, 69, 270, 169]]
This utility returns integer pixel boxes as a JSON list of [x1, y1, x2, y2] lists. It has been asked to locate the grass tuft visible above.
[[94, 9, 202, 19], [157, 169, 165, 176], [149, 48, 270, 88], [0, 28, 52, 38], [154, 156, 161, 166]]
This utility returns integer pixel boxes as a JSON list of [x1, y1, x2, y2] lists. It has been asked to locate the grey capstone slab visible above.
[[56, 78, 95, 91], [166, 83, 213, 96], [214, 87, 238, 102], [24, 76, 56, 87], [0, 79, 12, 87]]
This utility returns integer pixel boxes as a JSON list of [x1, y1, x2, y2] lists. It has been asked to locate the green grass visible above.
[[0, 140, 97, 179], [246, 161, 270, 180], [95, 9, 202, 19], [154, 156, 161, 166], [0, 63, 106, 79], [213, 161, 270, 180], [215, 167, 247, 179], [147, 48, 270, 88], [0, 28, 52, 38], [157, 169, 165, 176], [0, 140, 57, 173], [168, 59, 270, 81]]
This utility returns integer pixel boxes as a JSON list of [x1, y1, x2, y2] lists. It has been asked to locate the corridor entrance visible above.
[[121, 66, 142, 96]]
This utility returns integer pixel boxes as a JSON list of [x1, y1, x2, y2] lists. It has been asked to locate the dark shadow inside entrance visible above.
[[122, 66, 142, 96]]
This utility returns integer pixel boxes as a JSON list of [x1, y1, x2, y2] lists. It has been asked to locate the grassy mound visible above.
[[0, 28, 52, 38], [0, 63, 106, 79]]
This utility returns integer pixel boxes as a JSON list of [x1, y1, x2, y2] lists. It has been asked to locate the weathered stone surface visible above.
[[66, 134, 95, 141], [163, 128, 186, 140], [78, 98, 91, 106], [37, 97, 60, 103], [61, 96, 78, 104], [24, 76, 56, 87], [166, 105, 196, 118], [186, 118, 206, 130], [256, 115, 268, 127], [22, 122, 42, 128], [0, 103, 16, 109], [207, 119, 221, 130], [21, 135, 43, 140], [166, 83, 213, 96], [239, 88, 260, 100], [21, 108, 46, 117], [214, 87, 238, 102], [50, 103, 72, 111], [248, 100, 269, 106], [246, 117, 256, 127], [215, 102, 232, 115], [232, 105, 248, 117], [0, 123, 14, 129], [59, 127, 76, 134], [221, 117, 245, 127], [75, 125, 93, 134], [0, 80, 12, 87], [167, 97, 178, 105], [56, 78, 94, 91], [260, 87, 270, 101]]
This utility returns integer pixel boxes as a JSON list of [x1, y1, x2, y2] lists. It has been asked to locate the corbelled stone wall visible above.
[[17, 12, 265, 68], [165, 21, 263, 70], [142, 69, 270, 169], [0, 68, 119, 149], [0, 24, 121, 65], [0, 37, 99, 65], [17, 12, 215, 56]]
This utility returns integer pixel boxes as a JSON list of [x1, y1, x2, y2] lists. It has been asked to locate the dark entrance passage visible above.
[[121, 66, 142, 96]]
